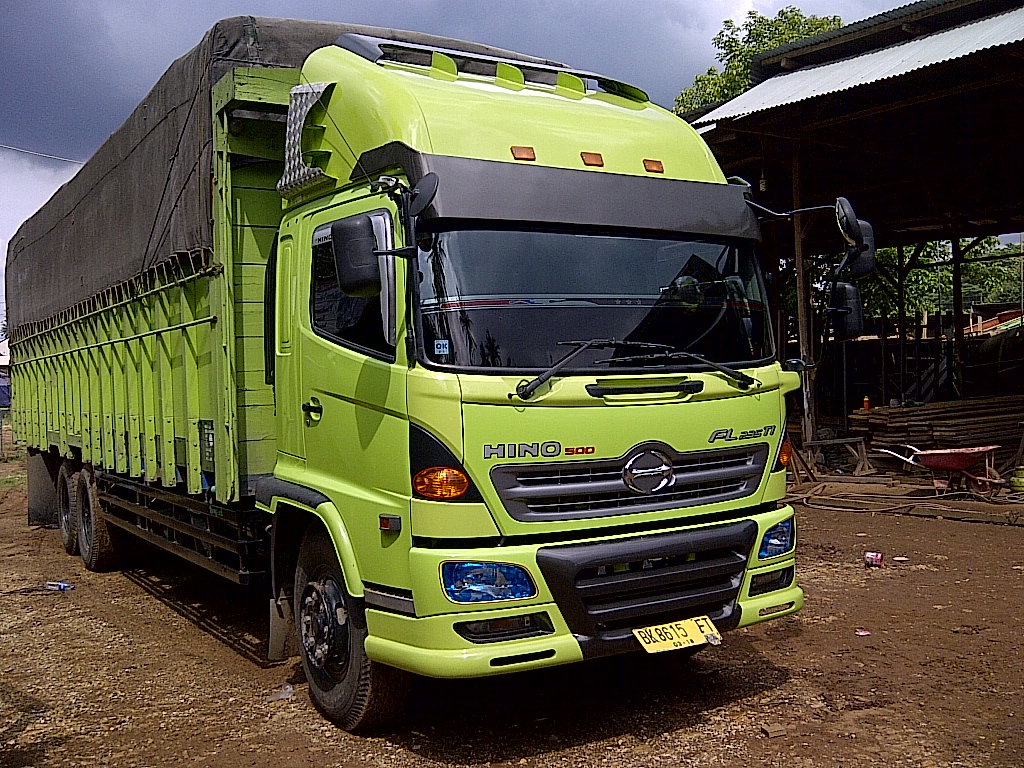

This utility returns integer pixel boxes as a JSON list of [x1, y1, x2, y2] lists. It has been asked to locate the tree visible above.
[[859, 239, 1024, 318], [675, 7, 843, 114]]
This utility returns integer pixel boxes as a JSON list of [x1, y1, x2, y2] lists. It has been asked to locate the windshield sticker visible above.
[[434, 339, 450, 356]]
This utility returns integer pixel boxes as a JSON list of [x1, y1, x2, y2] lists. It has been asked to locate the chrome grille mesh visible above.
[[491, 443, 769, 522]]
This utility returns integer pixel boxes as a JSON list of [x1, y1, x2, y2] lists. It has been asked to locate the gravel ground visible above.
[[1, 455, 1022, 768]]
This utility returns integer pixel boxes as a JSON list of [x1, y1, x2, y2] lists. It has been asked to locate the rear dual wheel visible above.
[[56, 462, 80, 555], [76, 467, 121, 571], [293, 526, 409, 731]]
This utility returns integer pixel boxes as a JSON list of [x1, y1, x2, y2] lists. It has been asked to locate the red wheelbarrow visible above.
[[876, 444, 1005, 498]]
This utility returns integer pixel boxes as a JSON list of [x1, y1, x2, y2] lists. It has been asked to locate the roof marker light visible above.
[[511, 146, 536, 161], [581, 152, 604, 167], [643, 159, 665, 173]]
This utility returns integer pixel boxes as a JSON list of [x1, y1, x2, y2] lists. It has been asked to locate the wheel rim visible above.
[[58, 481, 72, 534], [299, 577, 350, 685], [79, 491, 93, 551]]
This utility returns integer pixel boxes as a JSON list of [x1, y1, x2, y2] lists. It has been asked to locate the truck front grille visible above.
[[491, 443, 769, 522], [536, 520, 757, 642]]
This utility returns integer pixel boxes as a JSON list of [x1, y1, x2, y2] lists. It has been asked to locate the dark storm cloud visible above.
[[1, 0, 898, 163], [0, 0, 737, 161]]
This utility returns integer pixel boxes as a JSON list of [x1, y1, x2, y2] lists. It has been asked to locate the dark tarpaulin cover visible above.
[[5, 16, 561, 330]]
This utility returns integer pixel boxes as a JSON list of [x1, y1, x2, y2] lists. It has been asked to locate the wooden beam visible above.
[[792, 141, 817, 443], [802, 68, 1024, 132], [952, 235, 965, 397]]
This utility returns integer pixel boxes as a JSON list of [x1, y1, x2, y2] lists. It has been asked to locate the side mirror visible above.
[[846, 220, 876, 280], [830, 282, 864, 341], [331, 215, 381, 297], [836, 197, 863, 248], [784, 358, 810, 372]]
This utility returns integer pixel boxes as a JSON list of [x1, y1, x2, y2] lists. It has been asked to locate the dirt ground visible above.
[[2, 455, 1022, 768]]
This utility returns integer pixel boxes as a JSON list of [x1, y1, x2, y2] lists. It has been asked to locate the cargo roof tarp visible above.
[[5, 16, 560, 329]]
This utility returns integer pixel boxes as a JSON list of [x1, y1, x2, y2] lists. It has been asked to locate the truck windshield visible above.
[[416, 228, 773, 371]]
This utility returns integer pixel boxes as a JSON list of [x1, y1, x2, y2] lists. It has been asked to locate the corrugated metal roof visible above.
[[695, 6, 1024, 125], [750, 0, 976, 79]]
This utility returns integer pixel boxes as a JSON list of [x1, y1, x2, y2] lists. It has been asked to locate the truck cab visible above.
[[261, 35, 802, 728]]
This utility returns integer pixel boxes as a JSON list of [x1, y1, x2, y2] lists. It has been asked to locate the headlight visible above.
[[441, 562, 537, 603], [759, 517, 795, 559]]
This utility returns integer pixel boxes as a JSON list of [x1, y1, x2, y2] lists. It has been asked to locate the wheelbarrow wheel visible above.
[[969, 467, 1001, 499]]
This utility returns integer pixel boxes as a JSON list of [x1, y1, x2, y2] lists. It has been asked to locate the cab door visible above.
[[296, 203, 412, 588]]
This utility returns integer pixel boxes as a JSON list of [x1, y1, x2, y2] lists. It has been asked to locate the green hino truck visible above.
[[7, 18, 869, 729]]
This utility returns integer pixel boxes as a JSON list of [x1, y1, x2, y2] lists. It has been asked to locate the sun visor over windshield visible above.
[[353, 143, 761, 241]]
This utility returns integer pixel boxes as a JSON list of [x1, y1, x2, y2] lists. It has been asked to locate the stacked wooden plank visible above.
[[849, 394, 1024, 467]]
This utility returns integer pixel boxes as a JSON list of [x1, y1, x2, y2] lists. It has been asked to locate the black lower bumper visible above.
[[536, 519, 757, 659]]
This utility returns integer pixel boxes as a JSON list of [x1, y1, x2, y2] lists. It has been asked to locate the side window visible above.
[[310, 219, 394, 360]]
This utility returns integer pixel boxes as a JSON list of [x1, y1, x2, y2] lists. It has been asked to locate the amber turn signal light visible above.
[[643, 159, 664, 173], [510, 146, 536, 161], [413, 467, 470, 500], [581, 152, 604, 167], [777, 438, 793, 468]]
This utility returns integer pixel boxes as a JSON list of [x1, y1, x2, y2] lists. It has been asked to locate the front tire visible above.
[[77, 467, 121, 572], [293, 526, 409, 731], [57, 462, 80, 555]]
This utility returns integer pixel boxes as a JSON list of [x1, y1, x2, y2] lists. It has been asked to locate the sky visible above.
[[0, 0, 898, 323]]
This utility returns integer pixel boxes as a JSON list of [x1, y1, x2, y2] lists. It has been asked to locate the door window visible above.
[[310, 218, 395, 360]]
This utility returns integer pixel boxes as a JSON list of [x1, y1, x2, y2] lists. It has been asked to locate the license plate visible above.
[[631, 615, 721, 654]]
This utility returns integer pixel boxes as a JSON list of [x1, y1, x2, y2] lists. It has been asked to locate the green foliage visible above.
[[859, 239, 1024, 317], [675, 6, 843, 113]]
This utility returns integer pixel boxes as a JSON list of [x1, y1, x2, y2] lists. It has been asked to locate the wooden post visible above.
[[952, 234, 965, 396], [792, 142, 816, 443], [897, 244, 907, 403]]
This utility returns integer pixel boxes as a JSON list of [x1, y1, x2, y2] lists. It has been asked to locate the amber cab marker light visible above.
[[643, 159, 665, 173], [581, 151, 604, 167], [413, 466, 470, 500], [511, 146, 536, 161]]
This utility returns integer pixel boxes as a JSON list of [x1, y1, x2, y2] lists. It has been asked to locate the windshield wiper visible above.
[[594, 350, 757, 389], [510, 339, 673, 400]]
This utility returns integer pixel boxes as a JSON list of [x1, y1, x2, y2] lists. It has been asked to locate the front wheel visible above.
[[293, 526, 409, 731]]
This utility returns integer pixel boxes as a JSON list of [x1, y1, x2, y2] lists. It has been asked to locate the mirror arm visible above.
[[745, 200, 835, 220], [374, 246, 418, 259], [789, 204, 834, 215], [745, 200, 789, 219]]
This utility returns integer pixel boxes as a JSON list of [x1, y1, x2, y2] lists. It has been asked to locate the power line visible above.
[[0, 143, 85, 165]]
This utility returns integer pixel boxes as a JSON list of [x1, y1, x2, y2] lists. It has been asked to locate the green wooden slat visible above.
[[84, 313, 100, 464], [112, 300, 128, 473], [126, 298, 143, 477], [141, 293, 159, 482], [158, 285, 177, 487], [181, 281, 202, 494], [56, 326, 68, 454]]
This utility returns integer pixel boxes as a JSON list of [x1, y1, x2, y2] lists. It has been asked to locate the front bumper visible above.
[[364, 506, 802, 678]]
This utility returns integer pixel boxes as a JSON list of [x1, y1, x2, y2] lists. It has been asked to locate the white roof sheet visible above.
[[694, 6, 1024, 125]]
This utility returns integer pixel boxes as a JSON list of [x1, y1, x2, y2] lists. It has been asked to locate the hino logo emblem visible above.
[[623, 450, 675, 494]]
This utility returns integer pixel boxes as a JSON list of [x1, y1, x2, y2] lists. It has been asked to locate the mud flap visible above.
[[268, 595, 298, 661], [27, 451, 60, 526]]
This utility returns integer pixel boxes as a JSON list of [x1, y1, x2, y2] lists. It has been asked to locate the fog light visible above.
[[442, 562, 536, 603], [749, 565, 795, 596], [455, 612, 554, 643], [759, 517, 795, 559]]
